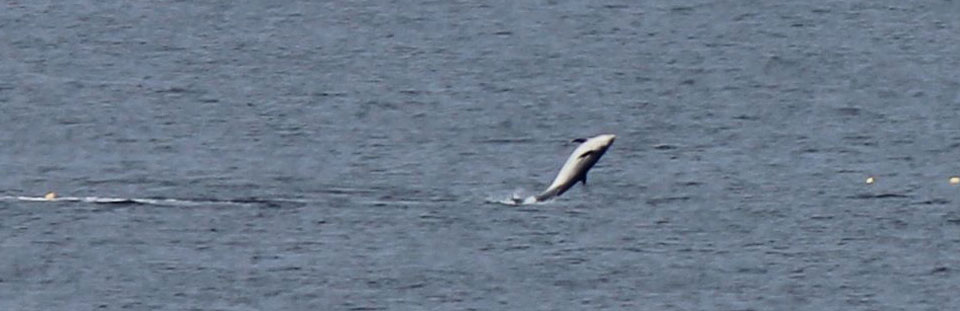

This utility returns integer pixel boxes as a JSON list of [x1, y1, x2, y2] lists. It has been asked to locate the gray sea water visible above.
[[2, 1, 960, 310]]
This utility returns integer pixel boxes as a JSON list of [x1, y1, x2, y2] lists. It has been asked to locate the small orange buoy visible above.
[[44, 192, 57, 200]]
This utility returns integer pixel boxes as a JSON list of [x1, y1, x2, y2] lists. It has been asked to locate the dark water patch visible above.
[[911, 198, 950, 205], [652, 143, 679, 150], [944, 211, 960, 225], [848, 193, 911, 199], [646, 196, 692, 207], [676, 181, 703, 187]]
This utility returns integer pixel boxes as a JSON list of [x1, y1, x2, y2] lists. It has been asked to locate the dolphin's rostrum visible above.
[[516, 134, 616, 204]]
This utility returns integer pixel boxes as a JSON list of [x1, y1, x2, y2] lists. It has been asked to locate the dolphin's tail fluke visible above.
[[518, 186, 566, 204], [531, 180, 579, 203], [532, 188, 560, 202], [503, 184, 569, 205]]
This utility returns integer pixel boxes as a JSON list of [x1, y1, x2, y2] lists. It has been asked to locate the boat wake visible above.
[[0, 194, 310, 207]]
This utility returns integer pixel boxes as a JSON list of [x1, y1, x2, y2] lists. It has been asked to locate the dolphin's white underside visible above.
[[518, 134, 615, 204]]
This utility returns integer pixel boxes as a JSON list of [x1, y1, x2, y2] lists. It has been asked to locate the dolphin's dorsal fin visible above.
[[572, 138, 587, 143], [578, 150, 595, 159]]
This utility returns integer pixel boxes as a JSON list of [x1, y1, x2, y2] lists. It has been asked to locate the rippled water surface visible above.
[[2, 1, 960, 310]]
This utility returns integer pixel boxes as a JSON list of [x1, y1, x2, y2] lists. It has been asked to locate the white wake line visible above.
[[0, 195, 311, 207]]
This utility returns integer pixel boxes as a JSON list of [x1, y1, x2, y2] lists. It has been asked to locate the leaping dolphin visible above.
[[516, 134, 616, 204]]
